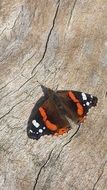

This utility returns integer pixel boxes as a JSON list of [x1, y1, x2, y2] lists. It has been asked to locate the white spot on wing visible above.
[[43, 126, 46, 130], [82, 93, 87, 100], [39, 129, 43, 133], [86, 102, 90, 106], [29, 129, 33, 133], [32, 120, 40, 128]]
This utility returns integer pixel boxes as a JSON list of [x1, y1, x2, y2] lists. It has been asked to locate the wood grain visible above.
[[0, 0, 107, 189]]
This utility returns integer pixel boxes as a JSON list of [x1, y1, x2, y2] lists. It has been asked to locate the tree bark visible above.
[[0, 0, 107, 189]]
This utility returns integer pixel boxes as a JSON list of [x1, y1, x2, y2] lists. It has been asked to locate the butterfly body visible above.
[[27, 86, 98, 140]]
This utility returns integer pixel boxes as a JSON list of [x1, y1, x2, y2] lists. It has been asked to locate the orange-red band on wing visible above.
[[68, 91, 84, 116], [45, 120, 57, 131], [39, 107, 57, 131], [39, 107, 47, 121]]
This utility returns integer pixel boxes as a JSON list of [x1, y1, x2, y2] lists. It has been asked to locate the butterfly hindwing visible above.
[[27, 96, 70, 140]]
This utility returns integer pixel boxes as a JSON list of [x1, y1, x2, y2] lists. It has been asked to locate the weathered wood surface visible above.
[[0, 0, 107, 189]]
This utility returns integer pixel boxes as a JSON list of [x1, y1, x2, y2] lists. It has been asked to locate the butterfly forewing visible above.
[[57, 90, 98, 121], [70, 90, 98, 115]]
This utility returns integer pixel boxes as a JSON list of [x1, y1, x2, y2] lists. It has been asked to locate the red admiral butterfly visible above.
[[27, 85, 98, 140]]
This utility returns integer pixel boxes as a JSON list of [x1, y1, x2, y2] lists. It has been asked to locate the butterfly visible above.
[[27, 85, 98, 140]]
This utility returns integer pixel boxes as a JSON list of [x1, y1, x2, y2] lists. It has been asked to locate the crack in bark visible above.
[[12, 75, 34, 93], [92, 161, 107, 190], [0, 99, 26, 120], [33, 148, 54, 190], [0, 73, 37, 101], [0, 75, 19, 91], [9, 6, 23, 30], [20, 4, 39, 70], [31, 0, 60, 75], [32, 125, 80, 189], [67, 0, 77, 26], [56, 124, 81, 160], [0, 27, 6, 37], [0, 86, 37, 120], [0, 127, 26, 155], [0, 1, 60, 99], [20, 49, 37, 70], [0, 6, 24, 64], [0, 51, 13, 63], [0, 12, 21, 61], [0, 90, 13, 101], [0, 1, 62, 100]]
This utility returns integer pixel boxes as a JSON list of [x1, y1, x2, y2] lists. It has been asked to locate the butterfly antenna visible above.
[[36, 80, 46, 93], [36, 80, 46, 90], [36, 80, 42, 86]]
